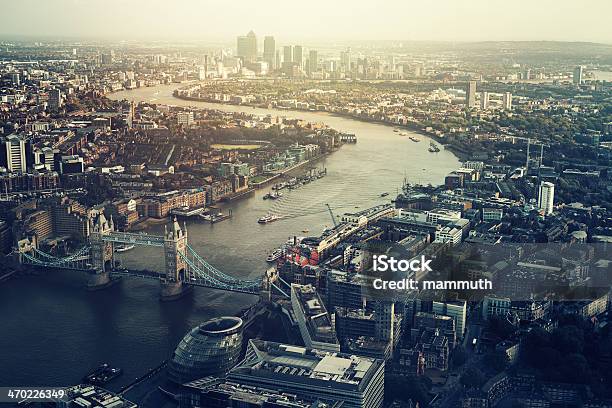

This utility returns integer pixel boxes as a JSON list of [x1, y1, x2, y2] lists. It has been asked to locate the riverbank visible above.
[[128, 216, 170, 232], [175, 92, 476, 162], [173, 91, 447, 147]]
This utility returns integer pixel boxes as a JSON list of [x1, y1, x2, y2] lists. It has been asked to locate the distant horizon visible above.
[[1, 35, 611, 48], [2, 0, 612, 44]]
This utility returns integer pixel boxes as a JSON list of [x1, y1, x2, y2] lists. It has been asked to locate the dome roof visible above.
[[168, 317, 243, 384]]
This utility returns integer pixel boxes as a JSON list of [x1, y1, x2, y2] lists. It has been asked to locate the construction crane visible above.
[[325, 203, 338, 227]]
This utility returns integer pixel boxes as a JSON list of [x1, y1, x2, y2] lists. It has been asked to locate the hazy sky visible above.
[[2, 0, 611, 43]]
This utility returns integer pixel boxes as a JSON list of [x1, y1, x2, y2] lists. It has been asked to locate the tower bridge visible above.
[[16, 214, 286, 301]]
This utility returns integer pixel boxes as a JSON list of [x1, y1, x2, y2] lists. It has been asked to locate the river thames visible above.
[[0, 84, 460, 389]]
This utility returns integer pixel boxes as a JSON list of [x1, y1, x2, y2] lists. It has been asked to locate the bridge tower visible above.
[[162, 218, 189, 300], [88, 213, 115, 289]]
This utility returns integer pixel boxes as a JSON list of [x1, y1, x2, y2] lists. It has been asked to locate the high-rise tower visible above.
[[263, 36, 275, 69]]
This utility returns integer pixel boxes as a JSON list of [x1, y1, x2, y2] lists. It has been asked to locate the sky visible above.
[[1, 0, 611, 44]]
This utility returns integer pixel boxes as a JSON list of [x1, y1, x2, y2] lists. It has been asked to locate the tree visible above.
[[460, 367, 486, 389], [385, 375, 432, 408], [552, 325, 584, 354], [452, 346, 468, 368], [487, 315, 518, 339], [484, 351, 509, 373]]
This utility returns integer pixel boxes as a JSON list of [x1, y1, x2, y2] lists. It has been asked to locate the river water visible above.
[[0, 84, 460, 389]]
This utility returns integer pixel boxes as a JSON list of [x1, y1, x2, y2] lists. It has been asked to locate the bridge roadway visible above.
[[101, 231, 165, 247], [110, 268, 262, 295]]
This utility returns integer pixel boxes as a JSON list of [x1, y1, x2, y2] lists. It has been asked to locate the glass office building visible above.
[[168, 316, 243, 384]]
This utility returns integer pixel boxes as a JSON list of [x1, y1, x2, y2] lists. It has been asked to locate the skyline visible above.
[[1, 0, 612, 44]]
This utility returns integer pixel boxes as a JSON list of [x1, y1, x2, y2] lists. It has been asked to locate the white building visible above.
[[432, 300, 467, 338], [177, 111, 194, 127], [538, 181, 555, 215], [480, 91, 489, 110], [434, 226, 462, 246], [3, 134, 26, 173], [502, 92, 512, 110], [573, 65, 583, 85]]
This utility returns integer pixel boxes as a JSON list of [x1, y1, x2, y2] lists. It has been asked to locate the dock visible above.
[[339, 133, 357, 143], [200, 209, 233, 224], [169, 206, 207, 218]]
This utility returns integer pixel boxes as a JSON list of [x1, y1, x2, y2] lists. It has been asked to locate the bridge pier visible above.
[[87, 271, 118, 290], [160, 280, 192, 301]]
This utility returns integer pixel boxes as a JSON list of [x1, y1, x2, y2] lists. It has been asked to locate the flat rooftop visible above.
[[230, 340, 383, 390]]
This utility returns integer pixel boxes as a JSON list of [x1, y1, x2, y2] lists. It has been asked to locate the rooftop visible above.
[[230, 340, 383, 390]]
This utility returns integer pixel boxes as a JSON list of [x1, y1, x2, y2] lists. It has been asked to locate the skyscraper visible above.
[[263, 36, 275, 70], [538, 181, 555, 216], [466, 81, 477, 108], [293, 45, 304, 69], [573, 65, 583, 85], [282, 45, 293, 68], [48, 88, 62, 111], [236, 30, 257, 62], [308, 49, 318, 74], [10, 73, 20, 86], [502, 92, 513, 110], [275, 50, 281, 71], [340, 48, 352, 72], [2, 135, 27, 173], [480, 91, 489, 110]]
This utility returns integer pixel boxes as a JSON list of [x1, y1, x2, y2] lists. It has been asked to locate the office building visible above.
[[375, 301, 395, 343], [291, 284, 340, 352], [180, 378, 331, 408], [228, 339, 385, 408], [263, 36, 275, 69], [10, 72, 20, 86], [466, 81, 477, 108], [293, 45, 304, 69], [341, 48, 352, 72], [432, 301, 466, 337], [283, 45, 293, 67], [308, 49, 318, 74], [60, 155, 84, 174], [48, 88, 62, 111], [573, 65, 583, 85], [275, 49, 282, 71], [538, 181, 555, 215], [168, 317, 243, 384], [2, 134, 27, 173], [236, 30, 257, 62], [482, 207, 504, 222], [413, 312, 457, 348]]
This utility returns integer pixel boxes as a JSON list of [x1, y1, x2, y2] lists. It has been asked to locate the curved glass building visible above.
[[168, 316, 243, 384]]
